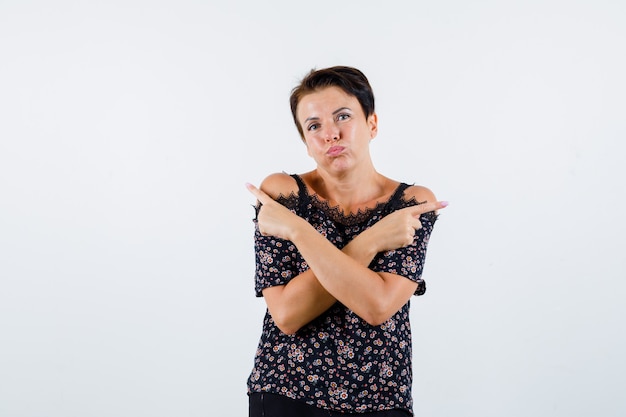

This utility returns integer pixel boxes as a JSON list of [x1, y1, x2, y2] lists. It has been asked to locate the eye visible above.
[[307, 123, 320, 131], [337, 113, 351, 122]]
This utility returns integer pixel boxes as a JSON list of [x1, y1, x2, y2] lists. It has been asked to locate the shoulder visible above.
[[259, 172, 300, 200], [402, 184, 437, 204]]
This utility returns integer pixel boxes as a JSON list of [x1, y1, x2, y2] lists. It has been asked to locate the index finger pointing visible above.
[[411, 200, 449, 216], [245, 182, 273, 206]]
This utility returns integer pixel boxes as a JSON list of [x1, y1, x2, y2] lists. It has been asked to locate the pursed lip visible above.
[[326, 146, 345, 156]]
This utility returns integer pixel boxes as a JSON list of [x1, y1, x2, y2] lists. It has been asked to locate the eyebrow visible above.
[[304, 107, 352, 124]]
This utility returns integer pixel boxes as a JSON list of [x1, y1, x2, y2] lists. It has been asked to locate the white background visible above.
[[1, 1, 625, 416]]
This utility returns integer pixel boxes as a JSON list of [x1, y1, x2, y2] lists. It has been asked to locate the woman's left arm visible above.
[[247, 183, 445, 326]]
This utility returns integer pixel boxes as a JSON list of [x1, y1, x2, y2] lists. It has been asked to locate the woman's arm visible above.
[[254, 173, 395, 334], [261, 223, 405, 335], [248, 178, 446, 333]]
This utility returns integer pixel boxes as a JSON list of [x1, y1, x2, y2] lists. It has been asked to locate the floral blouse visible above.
[[247, 174, 438, 414]]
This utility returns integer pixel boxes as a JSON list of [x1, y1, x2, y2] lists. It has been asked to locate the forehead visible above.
[[297, 86, 360, 119]]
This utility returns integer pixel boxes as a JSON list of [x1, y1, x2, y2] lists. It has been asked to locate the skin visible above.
[[246, 86, 447, 335]]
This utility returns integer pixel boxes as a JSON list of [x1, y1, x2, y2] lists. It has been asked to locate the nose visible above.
[[323, 124, 340, 142]]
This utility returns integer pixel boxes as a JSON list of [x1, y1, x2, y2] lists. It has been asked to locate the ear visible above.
[[368, 113, 378, 139]]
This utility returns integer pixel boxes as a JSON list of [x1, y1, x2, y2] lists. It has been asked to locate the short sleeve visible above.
[[253, 218, 301, 297], [369, 211, 438, 296]]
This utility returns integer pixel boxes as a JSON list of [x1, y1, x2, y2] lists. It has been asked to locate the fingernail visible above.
[[441, 201, 449, 207]]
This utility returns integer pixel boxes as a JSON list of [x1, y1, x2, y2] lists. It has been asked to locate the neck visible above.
[[309, 165, 389, 209]]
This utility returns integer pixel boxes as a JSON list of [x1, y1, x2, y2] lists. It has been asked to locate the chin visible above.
[[328, 162, 352, 173]]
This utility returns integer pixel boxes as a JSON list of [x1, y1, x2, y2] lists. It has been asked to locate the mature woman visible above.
[[246, 66, 447, 416]]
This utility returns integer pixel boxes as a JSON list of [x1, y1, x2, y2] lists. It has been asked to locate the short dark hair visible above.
[[289, 66, 375, 139]]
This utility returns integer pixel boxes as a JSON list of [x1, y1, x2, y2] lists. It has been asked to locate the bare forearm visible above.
[[266, 228, 383, 334], [289, 217, 401, 325], [264, 269, 334, 334]]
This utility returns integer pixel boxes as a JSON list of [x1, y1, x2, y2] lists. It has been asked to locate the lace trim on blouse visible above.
[[269, 175, 426, 226]]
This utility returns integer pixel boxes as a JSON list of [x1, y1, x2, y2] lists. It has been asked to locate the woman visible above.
[[246, 66, 447, 416]]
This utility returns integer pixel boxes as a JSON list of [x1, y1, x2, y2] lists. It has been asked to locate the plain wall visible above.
[[1, 1, 624, 416]]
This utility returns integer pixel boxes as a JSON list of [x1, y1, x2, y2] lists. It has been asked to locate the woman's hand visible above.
[[364, 201, 447, 253], [246, 182, 304, 241]]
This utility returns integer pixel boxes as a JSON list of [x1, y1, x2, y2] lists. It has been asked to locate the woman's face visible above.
[[297, 86, 378, 173]]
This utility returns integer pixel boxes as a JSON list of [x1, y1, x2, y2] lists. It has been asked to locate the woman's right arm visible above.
[[255, 173, 384, 335], [261, 231, 388, 335]]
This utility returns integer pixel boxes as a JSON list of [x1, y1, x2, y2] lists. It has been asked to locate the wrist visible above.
[[288, 215, 313, 244], [344, 230, 379, 266]]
